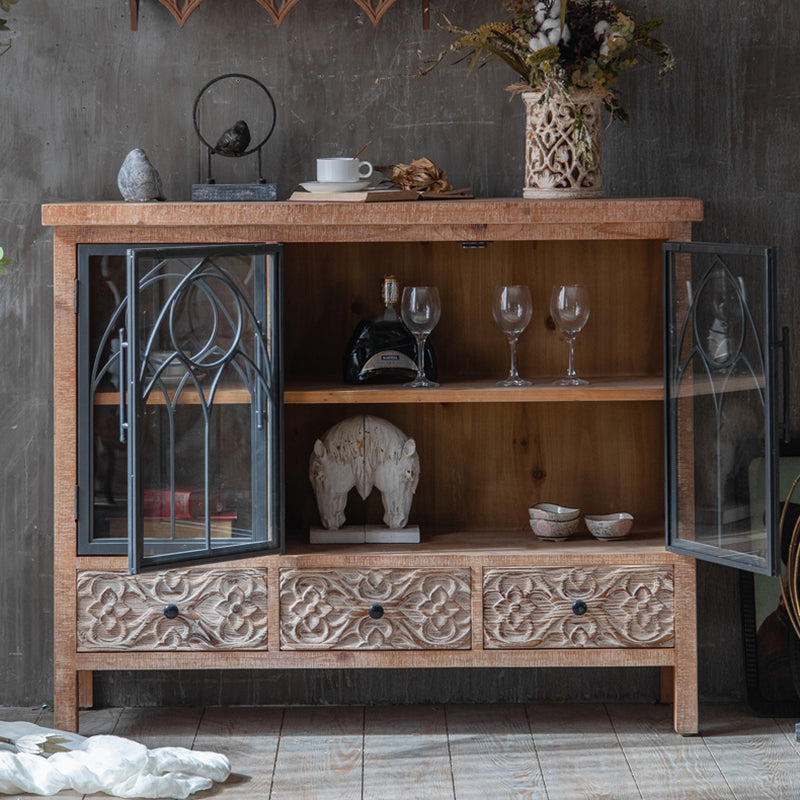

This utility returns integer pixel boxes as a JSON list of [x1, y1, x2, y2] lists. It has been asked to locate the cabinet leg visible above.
[[673, 660, 699, 735], [78, 670, 94, 709], [54, 668, 79, 733], [672, 555, 699, 735]]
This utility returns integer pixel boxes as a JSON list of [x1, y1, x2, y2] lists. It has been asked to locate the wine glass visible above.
[[550, 284, 590, 385], [401, 286, 441, 388], [492, 285, 533, 387]]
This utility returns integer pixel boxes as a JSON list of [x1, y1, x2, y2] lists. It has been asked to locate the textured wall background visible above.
[[1, 0, 798, 707]]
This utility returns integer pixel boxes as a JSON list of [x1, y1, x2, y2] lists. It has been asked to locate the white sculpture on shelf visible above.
[[309, 415, 420, 542]]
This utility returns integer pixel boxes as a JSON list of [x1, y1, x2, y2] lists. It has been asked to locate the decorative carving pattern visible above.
[[483, 566, 674, 649], [253, 0, 304, 26], [136, 0, 402, 28], [279, 568, 471, 650], [77, 569, 268, 651], [350, 0, 402, 25], [156, 0, 206, 26], [522, 89, 603, 199]]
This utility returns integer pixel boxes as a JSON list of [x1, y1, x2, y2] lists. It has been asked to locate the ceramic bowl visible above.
[[585, 513, 634, 540], [528, 503, 581, 522], [529, 516, 580, 542]]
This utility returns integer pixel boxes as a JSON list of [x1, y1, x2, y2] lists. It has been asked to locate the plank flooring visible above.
[[1, 703, 799, 799]]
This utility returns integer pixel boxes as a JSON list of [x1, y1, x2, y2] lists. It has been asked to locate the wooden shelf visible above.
[[285, 376, 665, 404], [93, 376, 664, 406], [76, 528, 670, 571], [42, 197, 703, 243]]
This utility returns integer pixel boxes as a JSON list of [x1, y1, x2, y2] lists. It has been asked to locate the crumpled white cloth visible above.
[[0, 722, 230, 798]]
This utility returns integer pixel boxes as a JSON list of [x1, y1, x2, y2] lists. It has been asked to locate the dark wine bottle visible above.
[[343, 275, 437, 384]]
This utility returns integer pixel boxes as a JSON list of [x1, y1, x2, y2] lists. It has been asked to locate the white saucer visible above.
[[299, 180, 371, 193]]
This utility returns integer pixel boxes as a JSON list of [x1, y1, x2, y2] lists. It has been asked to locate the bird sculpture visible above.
[[214, 120, 251, 155], [117, 148, 163, 202]]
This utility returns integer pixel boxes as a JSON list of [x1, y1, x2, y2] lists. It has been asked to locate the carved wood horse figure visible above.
[[309, 415, 420, 530]]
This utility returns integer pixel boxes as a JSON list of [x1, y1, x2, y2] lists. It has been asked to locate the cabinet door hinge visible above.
[[74, 484, 79, 522], [74, 278, 80, 314]]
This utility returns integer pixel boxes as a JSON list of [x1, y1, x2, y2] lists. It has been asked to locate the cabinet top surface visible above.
[[42, 197, 703, 240]]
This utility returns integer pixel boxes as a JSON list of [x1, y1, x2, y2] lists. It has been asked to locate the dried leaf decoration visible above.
[[253, 0, 303, 26], [390, 158, 452, 193], [351, 0, 402, 26], [156, 0, 205, 26]]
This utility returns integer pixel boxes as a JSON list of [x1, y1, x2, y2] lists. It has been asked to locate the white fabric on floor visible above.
[[0, 722, 230, 798]]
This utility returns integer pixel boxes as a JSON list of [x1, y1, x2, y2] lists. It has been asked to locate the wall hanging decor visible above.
[[426, 0, 675, 199], [128, 0, 420, 30]]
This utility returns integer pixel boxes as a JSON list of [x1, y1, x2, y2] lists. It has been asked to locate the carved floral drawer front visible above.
[[279, 568, 471, 650], [483, 566, 674, 649], [76, 569, 268, 652]]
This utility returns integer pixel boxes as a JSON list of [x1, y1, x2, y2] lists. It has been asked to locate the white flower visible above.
[[594, 20, 612, 56], [594, 20, 612, 39], [529, 32, 552, 51]]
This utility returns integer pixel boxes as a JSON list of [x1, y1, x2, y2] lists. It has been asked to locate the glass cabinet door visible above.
[[665, 241, 778, 574], [78, 244, 283, 573]]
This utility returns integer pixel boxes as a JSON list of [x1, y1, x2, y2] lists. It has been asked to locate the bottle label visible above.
[[360, 349, 417, 375]]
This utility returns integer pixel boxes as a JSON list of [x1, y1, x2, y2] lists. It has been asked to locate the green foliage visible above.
[[0, 0, 17, 52], [0, 247, 9, 275]]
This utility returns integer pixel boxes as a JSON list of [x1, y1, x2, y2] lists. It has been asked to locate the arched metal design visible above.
[[665, 241, 778, 575], [77, 243, 283, 573]]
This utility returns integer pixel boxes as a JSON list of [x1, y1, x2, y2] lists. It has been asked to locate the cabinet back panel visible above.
[[283, 240, 663, 384], [284, 402, 664, 541]]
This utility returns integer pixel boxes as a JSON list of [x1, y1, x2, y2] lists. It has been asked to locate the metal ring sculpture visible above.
[[192, 73, 277, 184]]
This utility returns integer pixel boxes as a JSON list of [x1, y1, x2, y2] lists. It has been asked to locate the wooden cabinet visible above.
[[44, 198, 703, 734]]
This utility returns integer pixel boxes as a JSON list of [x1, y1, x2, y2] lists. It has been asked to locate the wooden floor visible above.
[[2, 703, 800, 799]]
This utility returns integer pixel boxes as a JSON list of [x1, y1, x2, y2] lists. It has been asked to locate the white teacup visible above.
[[316, 157, 373, 183]]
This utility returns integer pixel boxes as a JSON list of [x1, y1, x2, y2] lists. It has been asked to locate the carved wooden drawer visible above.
[[279, 568, 471, 650], [76, 568, 268, 651], [483, 566, 674, 649]]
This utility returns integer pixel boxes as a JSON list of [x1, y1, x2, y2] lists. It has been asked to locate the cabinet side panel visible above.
[[53, 228, 80, 730]]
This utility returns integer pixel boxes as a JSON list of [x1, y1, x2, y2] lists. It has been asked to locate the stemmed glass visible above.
[[492, 285, 533, 387], [550, 284, 590, 385], [401, 286, 441, 388]]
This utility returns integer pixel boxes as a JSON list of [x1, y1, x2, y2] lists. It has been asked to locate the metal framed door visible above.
[[664, 241, 778, 574]]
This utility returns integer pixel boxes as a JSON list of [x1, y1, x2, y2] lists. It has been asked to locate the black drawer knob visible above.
[[163, 604, 180, 619], [572, 600, 588, 616], [368, 604, 384, 619]]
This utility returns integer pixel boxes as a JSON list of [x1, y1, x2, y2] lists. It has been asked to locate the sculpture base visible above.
[[310, 525, 420, 544], [191, 183, 277, 202]]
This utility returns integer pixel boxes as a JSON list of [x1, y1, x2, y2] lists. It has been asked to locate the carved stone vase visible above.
[[522, 89, 603, 199]]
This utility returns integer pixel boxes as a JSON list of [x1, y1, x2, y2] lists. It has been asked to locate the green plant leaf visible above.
[[0, 247, 10, 274]]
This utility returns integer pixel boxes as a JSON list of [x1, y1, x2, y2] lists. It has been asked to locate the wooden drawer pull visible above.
[[572, 600, 587, 616], [368, 604, 384, 620], [163, 604, 180, 619]]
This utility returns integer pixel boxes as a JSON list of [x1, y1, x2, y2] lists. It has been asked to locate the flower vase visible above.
[[522, 89, 603, 199]]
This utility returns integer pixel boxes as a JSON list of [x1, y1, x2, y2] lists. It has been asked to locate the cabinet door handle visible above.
[[368, 604, 384, 619], [163, 604, 180, 619], [118, 329, 129, 444], [572, 600, 588, 616]]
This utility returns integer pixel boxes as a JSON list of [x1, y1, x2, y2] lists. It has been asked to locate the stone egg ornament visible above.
[[117, 148, 163, 202]]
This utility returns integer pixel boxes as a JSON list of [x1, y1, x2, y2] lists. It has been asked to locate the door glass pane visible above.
[[665, 242, 777, 574], [79, 247, 130, 552], [128, 246, 281, 571]]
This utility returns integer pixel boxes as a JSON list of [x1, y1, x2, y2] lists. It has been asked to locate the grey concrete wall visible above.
[[1, 0, 798, 707]]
